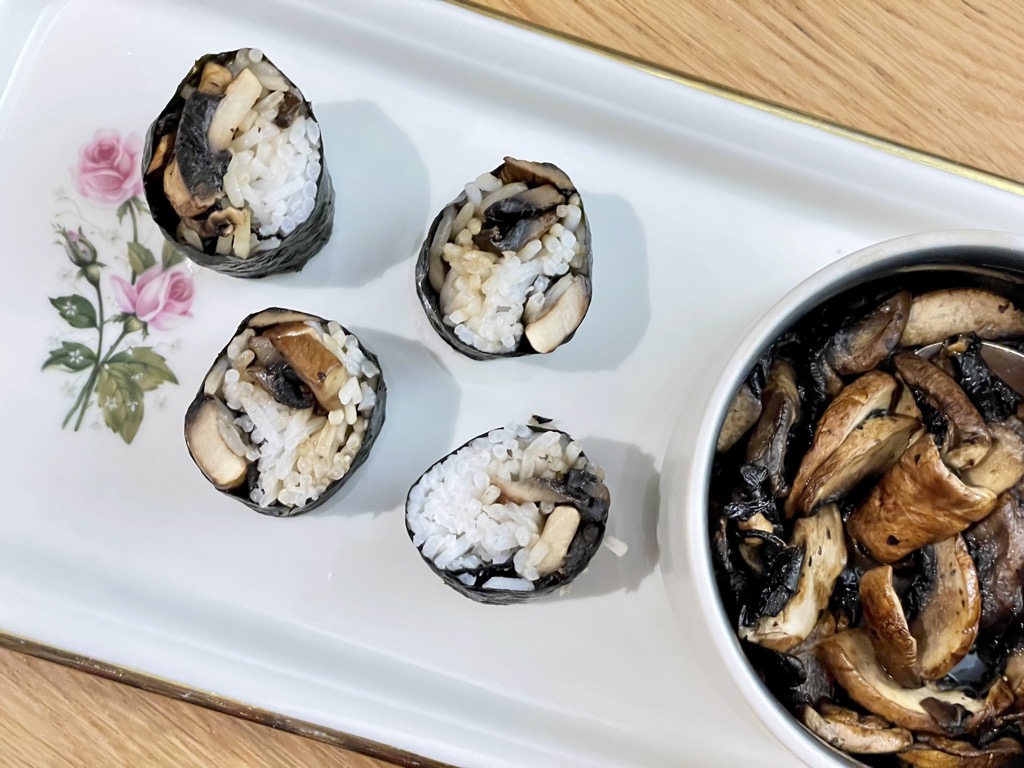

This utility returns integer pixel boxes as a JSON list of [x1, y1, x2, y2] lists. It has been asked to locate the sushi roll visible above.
[[405, 422, 610, 603], [142, 48, 333, 278], [184, 308, 385, 516], [415, 157, 592, 359]]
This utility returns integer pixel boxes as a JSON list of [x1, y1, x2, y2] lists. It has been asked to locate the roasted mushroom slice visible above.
[[861, 565, 920, 688], [785, 371, 899, 518], [964, 489, 1024, 631], [899, 736, 1023, 767], [961, 424, 1024, 495], [264, 322, 350, 411], [716, 383, 762, 453], [894, 352, 990, 471], [901, 289, 1024, 348], [740, 505, 846, 652], [819, 629, 1012, 735], [746, 359, 801, 498], [825, 290, 911, 376], [796, 414, 920, 515], [911, 535, 982, 682], [802, 701, 913, 754], [523, 274, 592, 354], [847, 434, 998, 563], [184, 396, 250, 490]]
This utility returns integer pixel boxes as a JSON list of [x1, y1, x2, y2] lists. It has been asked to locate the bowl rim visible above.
[[674, 228, 1024, 767]]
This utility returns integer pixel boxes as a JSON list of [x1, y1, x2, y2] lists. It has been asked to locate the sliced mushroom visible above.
[[899, 736, 1023, 767], [492, 476, 570, 505], [746, 359, 801, 498], [786, 370, 898, 517], [826, 290, 911, 376], [533, 505, 581, 577], [247, 309, 317, 328], [801, 701, 913, 754], [163, 159, 217, 219], [250, 363, 316, 409], [181, 207, 246, 240], [524, 274, 591, 354], [1004, 649, 1024, 703], [474, 210, 558, 254], [208, 68, 262, 151], [796, 414, 920, 515], [894, 352, 990, 471], [498, 156, 575, 194], [848, 434, 998, 563], [738, 511, 775, 573], [819, 629, 1010, 735], [482, 184, 565, 224], [964, 488, 1024, 631], [175, 92, 231, 202], [184, 396, 249, 490], [146, 131, 175, 175], [860, 565, 920, 688], [716, 383, 762, 452], [740, 505, 846, 652], [896, 374, 925, 421], [911, 535, 981, 681], [265, 323, 348, 410], [961, 424, 1024, 495], [901, 289, 1024, 348], [197, 61, 232, 96]]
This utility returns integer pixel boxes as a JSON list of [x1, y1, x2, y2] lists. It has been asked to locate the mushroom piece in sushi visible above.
[[405, 423, 610, 603], [185, 308, 385, 516], [143, 48, 334, 278], [415, 157, 592, 359]]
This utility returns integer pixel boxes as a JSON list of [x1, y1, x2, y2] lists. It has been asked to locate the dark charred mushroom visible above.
[[961, 425, 1024, 496], [911, 535, 982, 682], [797, 414, 920, 515], [901, 290, 1024, 348], [498, 156, 575, 193], [802, 701, 913, 754], [523, 274, 591, 354], [250, 362, 317, 409], [740, 505, 846, 652], [895, 352, 990, 471], [474, 210, 559, 254], [860, 565, 921, 688], [899, 736, 1023, 767], [942, 336, 1022, 424], [964, 489, 1024, 632], [826, 290, 911, 376], [184, 396, 249, 490], [746, 359, 801, 498], [847, 434, 998, 563], [717, 383, 763, 453], [174, 93, 230, 204], [819, 629, 1011, 735], [786, 371, 898, 517], [264, 322, 349, 411]]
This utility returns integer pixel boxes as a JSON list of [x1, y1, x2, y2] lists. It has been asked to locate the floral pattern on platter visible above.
[[45, 129, 196, 444]]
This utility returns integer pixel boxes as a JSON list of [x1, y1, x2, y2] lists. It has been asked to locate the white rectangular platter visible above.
[[1, 1, 1022, 766]]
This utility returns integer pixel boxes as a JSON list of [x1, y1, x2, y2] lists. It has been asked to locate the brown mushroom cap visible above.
[[901, 289, 1024, 348], [818, 629, 1009, 735], [716, 383, 762, 453], [802, 701, 913, 754], [860, 565, 920, 688], [826, 290, 911, 376], [746, 359, 801, 498], [961, 424, 1024, 495], [898, 736, 1023, 767], [911, 535, 982, 681], [847, 434, 997, 563], [964, 488, 1024, 631], [785, 371, 898, 518], [893, 352, 990, 471], [739, 505, 846, 652]]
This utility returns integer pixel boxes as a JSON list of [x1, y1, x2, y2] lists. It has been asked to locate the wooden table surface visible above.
[[5, 2, 1022, 766]]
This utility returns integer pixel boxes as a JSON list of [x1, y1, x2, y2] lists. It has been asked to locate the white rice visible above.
[[209, 321, 379, 509], [434, 173, 586, 354], [406, 425, 599, 585]]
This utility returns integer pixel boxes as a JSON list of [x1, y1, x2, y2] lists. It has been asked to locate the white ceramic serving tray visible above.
[[1, 1, 1022, 766]]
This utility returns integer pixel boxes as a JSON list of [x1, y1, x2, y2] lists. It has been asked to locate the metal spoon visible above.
[[917, 341, 1024, 396]]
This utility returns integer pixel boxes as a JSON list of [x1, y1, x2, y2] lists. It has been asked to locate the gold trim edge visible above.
[[447, 0, 1024, 198], [0, 631, 454, 768]]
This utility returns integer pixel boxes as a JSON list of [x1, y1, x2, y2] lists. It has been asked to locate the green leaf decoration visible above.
[[127, 242, 156, 279], [105, 346, 178, 392], [49, 294, 97, 329], [162, 240, 185, 269], [97, 367, 144, 444], [116, 199, 132, 224], [131, 196, 150, 216], [42, 341, 96, 371]]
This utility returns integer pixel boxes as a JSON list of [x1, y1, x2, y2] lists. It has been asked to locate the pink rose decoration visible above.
[[73, 129, 144, 205], [111, 267, 194, 331]]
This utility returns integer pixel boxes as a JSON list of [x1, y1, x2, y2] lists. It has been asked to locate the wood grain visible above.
[[6, 2, 1022, 767], [475, 0, 1024, 183]]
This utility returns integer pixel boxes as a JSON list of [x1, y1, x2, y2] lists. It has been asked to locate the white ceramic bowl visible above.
[[659, 230, 1024, 767]]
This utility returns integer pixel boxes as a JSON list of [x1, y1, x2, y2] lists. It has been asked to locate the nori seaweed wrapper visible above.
[[142, 50, 334, 278], [185, 308, 386, 517], [405, 424, 609, 604], [415, 159, 592, 360]]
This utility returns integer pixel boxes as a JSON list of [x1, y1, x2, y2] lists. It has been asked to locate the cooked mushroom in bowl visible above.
[[708, 249, 1024, 765]]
